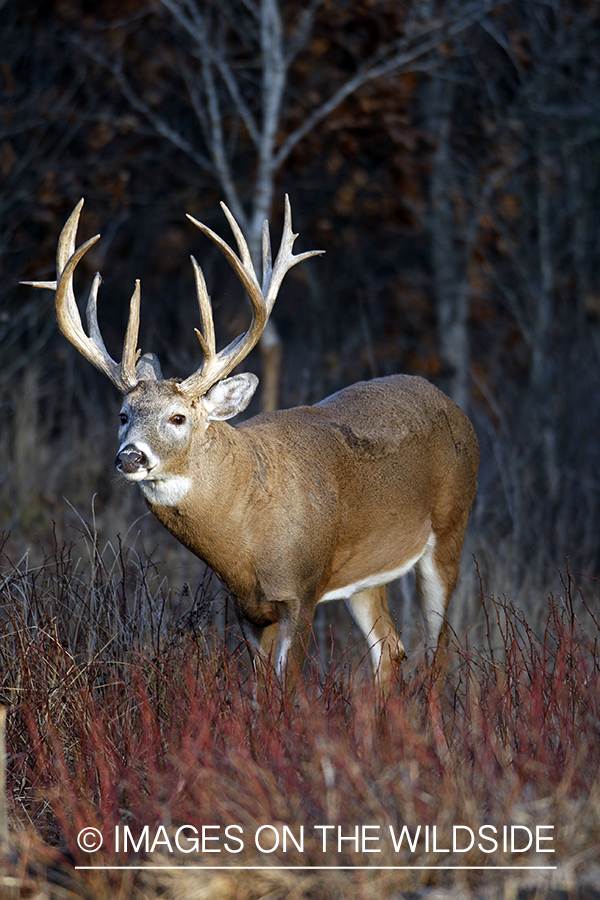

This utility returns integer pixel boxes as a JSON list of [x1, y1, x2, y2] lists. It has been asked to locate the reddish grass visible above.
[[0, 534, 598, 898]]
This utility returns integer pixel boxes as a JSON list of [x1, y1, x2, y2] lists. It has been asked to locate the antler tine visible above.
[[264, 195, 324, 312], [188, 254, 226, 390], [180, 196, 323, 398], [262, 218, 273, 296], [22, 199, 86, 302], [22, 200, 140, 393], [190, 255, 216, 359], [86, 272, 108, 354], [185, 207, 266, 324], [57, 201, 103, 342], [120, 281, 142, 389]]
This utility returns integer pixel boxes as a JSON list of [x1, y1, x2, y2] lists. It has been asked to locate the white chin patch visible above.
[[120, 469, 150, 483], [139, 475, 192, 507]]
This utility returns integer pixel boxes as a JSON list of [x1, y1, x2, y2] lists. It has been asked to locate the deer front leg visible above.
[[240, 600, 315, 697], [240, 620, 280, 691], [272, 598, 316, 697], [345, 586, 406, 696]]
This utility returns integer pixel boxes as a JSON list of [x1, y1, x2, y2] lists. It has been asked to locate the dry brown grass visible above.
[[0, 530, 598, 899]]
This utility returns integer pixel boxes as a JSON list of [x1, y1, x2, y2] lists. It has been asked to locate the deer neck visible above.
[[139, 420, 261, 597]]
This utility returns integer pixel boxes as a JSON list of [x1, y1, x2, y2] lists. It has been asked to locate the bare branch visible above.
[[72, 34, 214, 173], [159, 0, 260, 146], [284, 0, 326, 67], [274, 1, 500, 171], [199, 44, 246, 229]]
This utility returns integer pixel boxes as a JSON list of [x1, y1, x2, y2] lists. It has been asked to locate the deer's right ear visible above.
[[203, 373, 259, 422], [135, 352, 163, 382]]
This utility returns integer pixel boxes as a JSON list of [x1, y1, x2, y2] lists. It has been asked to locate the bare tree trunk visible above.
[[257, 321, 282, 412], [249, 0, 286, 410], [532, 137, 559, 502], [424, 72, 470, 413]]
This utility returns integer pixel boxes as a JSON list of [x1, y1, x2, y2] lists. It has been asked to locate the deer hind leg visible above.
[[415, 530, 463, 651], [345, 586, 406, 694]]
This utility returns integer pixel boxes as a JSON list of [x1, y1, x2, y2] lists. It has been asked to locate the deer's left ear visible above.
[[203, 373, 259, 421]]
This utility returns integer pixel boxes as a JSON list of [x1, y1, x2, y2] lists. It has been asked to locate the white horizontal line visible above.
[[75, 865, 557, 871]]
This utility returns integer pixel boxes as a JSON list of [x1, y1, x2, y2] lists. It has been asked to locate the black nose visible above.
[[115, 444, 148, 474]]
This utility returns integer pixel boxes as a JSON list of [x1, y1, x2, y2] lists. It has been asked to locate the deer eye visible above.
[[119, 413, 129, 425], [169, 414, 186, 426]]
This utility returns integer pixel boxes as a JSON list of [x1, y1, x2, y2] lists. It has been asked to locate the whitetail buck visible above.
[[25, 198, 479, 696]]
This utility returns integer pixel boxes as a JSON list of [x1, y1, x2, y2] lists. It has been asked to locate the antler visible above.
[[22, 199, 141, 393], [179, 194, 323, 398], [23, 196, 322, 398]]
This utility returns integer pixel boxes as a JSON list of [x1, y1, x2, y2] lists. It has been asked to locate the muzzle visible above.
[[115, 444, 149, 475]]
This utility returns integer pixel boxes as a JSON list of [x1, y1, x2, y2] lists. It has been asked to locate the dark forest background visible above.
[[1, 0, 599, 639]]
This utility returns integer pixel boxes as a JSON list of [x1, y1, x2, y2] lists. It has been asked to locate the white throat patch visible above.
[[139, 475, 192, 507]]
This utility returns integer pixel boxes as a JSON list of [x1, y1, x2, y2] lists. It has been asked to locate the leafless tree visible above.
[[75, 0, 499, 409], [465, 0, 600, 581]]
